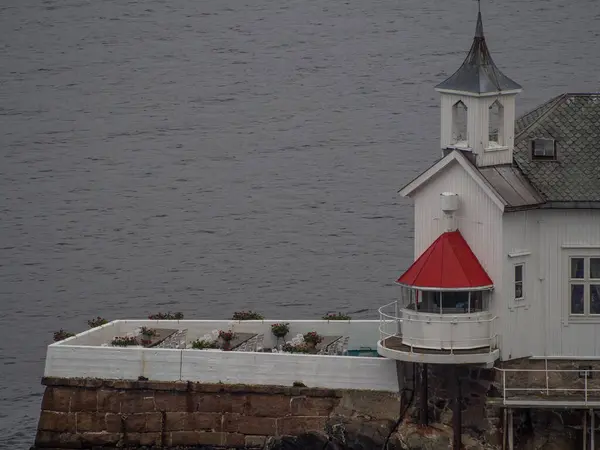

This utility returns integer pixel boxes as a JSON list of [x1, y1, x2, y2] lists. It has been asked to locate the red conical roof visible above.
[[397, 231, 493, 291]]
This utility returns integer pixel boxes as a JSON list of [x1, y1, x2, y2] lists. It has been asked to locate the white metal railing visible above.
[[497, 366, 600, 405], [378, 300, 498, 353], [379, 301, 401, 340]]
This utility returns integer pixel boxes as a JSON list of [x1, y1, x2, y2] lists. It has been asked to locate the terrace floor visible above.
[[377, 335, 499, 365]]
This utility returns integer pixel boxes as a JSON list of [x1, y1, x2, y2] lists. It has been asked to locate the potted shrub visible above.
[[303, 331, 323, 349], [322, 312, 351, 321], [87, 317, 108, 328], [53, 329, 75, 342], [271, 323, 290, 339], [191, 339, 219, 350], [232, 310, 264, 320], [140, 326, 157, 338], [148, 312, 184, 320], [111, 336, 138, 347], [218, 330, 235, 350]]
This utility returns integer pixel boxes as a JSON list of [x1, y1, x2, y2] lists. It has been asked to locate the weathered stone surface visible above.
[[164, 411, 221, 431], [120, 391, 157, 413], [35, 430, 83, 448], [245, 394, 290, 417], [277, 416, 327, 435], [168, 430, 224, 446], [122, 432, 163, 446], [79, 431, 120, 446], [223, 413, 276, 435], [43, 387, 72, 413], [332, 390, 400, 421], [290, 396, 338, 416], [75, 412, 105, 432], [194, 393, 246, 414], [245, 434, 268, 448], [104, 413, 124, 433], [38, 411, 76, 433], [70, 389, 97, 412], [224, 432, 246, 447]]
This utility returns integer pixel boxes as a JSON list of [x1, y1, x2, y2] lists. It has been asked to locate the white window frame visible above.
[[568, 256, 600, 317], [514, 263, 525, 301]]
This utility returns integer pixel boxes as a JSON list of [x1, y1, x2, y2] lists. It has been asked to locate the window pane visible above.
[[515, 265, 523, 282], [571, 258, 585, 279], [571, 284, 585, 314], [591, 258, 600, 279], [591, 285, 600, 315], [515, 282, 523, 299]]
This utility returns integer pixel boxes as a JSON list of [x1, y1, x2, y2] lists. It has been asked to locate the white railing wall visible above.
[[378, 301, 498, 353]]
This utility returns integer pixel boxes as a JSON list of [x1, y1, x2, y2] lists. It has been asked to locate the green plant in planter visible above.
[[232, 310, 264, 320], [282, 343, 312, 354], [87, 316, 108, 328], [111, 336, 138, 347], [303, 331, 323, 346], [140, 326, 157, 337], [322, 312, 351, 321], [271, 323, 290, 338], [148, 312, 184, 320], [191, 339, 219, 350], [53, 329, 75, 342]]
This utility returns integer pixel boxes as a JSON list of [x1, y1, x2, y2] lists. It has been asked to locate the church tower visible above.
[[435, 8, 522, 167]]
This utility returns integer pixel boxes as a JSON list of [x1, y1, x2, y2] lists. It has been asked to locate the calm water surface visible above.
[[1, 0, 599, 446]]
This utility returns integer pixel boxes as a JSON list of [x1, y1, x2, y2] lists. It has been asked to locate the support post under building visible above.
[[419, 363, 429, 426]]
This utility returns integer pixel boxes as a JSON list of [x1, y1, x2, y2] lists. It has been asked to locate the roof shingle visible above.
[[513, 93, 600, 205]]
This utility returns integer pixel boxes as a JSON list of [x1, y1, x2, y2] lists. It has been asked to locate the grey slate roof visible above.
[[513, 93, 600, 206], [435, 12, 522, 94], [478, 165, 544, 208]]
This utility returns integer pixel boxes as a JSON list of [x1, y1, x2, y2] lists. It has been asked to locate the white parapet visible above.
[[45, 319, 400, 392]]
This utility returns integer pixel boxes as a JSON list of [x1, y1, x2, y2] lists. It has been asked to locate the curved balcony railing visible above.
[[378, 301, 498, 353]]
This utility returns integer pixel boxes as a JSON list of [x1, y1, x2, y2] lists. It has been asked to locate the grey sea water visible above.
[[1, 0, 599, 446]]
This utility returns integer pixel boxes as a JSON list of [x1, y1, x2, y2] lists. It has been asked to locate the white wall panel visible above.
[[180, 351, 398, 391]]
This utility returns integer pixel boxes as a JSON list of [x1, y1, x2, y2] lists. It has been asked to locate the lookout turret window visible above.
[[452, 101, 468, 146], [488, 100, 504, 147]]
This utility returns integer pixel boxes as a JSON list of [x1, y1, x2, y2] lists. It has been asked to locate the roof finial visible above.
[[475, 0, 484, 39]]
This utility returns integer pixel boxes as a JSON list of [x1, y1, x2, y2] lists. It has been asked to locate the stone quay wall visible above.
[[32, 377, 402, 449]]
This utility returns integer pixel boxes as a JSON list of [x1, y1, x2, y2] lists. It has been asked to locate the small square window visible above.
[[532, 139, 556, 159], [571, 258, 585, 279], [590, 258, 600, 279], [571, 284, 585, 314], [514, 264, 524, 300]]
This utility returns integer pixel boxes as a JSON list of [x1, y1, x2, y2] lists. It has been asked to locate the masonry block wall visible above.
[[33, 377, 401, 449]]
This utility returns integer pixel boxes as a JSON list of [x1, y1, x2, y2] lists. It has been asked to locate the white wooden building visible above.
[[377, 10, 600, 367]]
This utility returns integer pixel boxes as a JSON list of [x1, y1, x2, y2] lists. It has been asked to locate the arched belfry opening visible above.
[[452, 101, 468, 145], [488, 100, 504, 147]]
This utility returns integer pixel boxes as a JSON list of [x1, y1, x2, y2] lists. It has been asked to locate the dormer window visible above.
[[531, 139, 556, 160]]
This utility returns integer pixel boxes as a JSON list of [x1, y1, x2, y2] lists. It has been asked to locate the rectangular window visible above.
[[514, 264, 524, 300], [569, 257, 600, 317], [532, 139, 556, 159]]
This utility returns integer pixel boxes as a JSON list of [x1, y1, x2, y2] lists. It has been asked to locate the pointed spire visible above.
[[474, 11, 484, 38], [435, 7, 521, 95]]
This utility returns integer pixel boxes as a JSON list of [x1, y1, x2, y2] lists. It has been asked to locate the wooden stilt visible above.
[[420, 363, 429, 426], [508, 409, 514, 450], [502, 408, 507, 450], [452, 365, 462, 450], [584, 410, 588, 450], [591, 409, 595, 450]]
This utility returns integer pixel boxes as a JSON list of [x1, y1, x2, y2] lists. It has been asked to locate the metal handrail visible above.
[[497, 367, 600, 405], [378, 300, 498, 352]]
